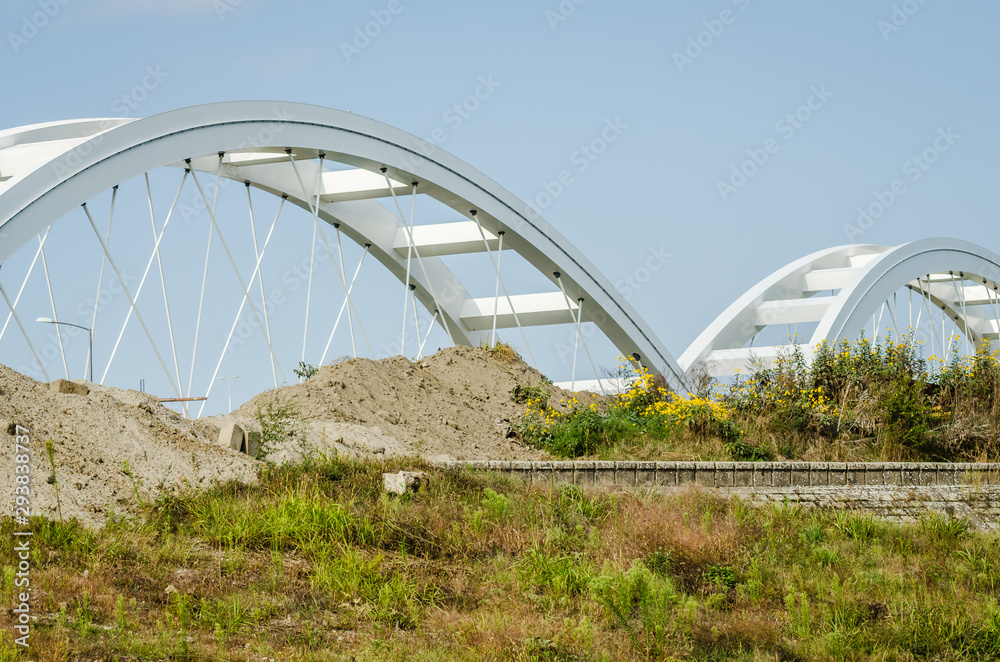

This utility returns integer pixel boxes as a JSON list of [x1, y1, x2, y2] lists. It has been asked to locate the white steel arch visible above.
[[0, 101, 689, 394], [682, 238, 1000, 379]]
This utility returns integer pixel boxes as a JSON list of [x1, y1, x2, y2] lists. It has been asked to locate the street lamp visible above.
[[35, 317, 93, 383], [217, 375, 240, 413]]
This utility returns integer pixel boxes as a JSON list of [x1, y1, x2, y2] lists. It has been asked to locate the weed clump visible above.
[[516, 337, 1000, 462]]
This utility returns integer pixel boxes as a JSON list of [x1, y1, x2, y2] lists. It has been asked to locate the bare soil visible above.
[[217, 345, 587, 465], [0, 365, 257, 528], [0, 346, 585, 527]]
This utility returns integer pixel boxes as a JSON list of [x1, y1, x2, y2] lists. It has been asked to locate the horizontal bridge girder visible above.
[[320, 168, 409, 202], [702, 346, 784, 377], [802, 267, 857, 293], [394, 221, 499, 257], [553, 379, 620, 395], [223, 150, 303, 167], [849, 253, 879, 269], [755, 296, 835, 326], [461, 292, 577, 330], [949, 284, 999, 306]]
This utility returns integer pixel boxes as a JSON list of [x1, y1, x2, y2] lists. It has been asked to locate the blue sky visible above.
[[2, 0, 998, 412]]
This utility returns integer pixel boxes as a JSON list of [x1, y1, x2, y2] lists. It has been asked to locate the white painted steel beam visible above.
[[392, 221, 499, 256], [802, 267, 857, 293], [755, 296, 836, 326], [320, 168, 408, 202], [461, 292, 577, 330]]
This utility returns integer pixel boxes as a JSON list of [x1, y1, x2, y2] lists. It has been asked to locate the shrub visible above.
[[293, 361, 319, 380], [517, 357, 739, 457], [254, 399, 303, 461]]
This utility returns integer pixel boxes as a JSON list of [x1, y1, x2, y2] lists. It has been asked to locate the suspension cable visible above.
[[81, 202, 180, 397], [470, 209, 536, 368]]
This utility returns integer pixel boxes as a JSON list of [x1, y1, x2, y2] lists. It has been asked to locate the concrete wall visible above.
[[440, 461, 1000, 531]]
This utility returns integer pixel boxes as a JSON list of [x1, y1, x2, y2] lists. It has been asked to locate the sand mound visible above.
[[0, 345, 593, 527], [0, 366, 256, 527], [219, 345, 589, 464]]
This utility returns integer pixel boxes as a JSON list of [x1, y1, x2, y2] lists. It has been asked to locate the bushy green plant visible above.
[[516, 357, 738, 457], [510, 383, 548, 406], [293, 361, 318, 380], [728, 335, 1000, 461], [254, 399, 303, 461]]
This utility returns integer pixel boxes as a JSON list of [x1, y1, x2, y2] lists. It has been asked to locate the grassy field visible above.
[[1, 455, 998, 661], [518, 337, 1000, 464]]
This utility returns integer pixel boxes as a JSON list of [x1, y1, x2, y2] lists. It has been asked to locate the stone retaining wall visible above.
[[440, 461, 1000, 530]]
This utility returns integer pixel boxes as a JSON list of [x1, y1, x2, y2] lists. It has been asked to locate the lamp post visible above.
[[35, 317, 92, 382], [218, 375, 240, 413]]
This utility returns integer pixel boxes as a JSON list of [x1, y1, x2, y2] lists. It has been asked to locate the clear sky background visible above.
[[2, 0, 998, 413]]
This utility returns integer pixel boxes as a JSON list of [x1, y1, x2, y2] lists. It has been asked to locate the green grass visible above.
[[1, 456, 998, 660]]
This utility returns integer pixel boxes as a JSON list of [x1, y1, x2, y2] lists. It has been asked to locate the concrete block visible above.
[[955, 463, 978, 485], [715, 462, 735, 487], [49, 379, 89, 396], [864, 464, 885, 485], [573, 461, 595, 487], [772, 463, 791, 487], [677, 462, 696, 486], [829, 463, 847, 486], [938, 464, 958, 486], [510, 461, 534, 482], [383, 471, 428, 495], [220, 421, 246, 452], [617, 461, 637, 488], [847, 463, 865, 485], [595, 461, 616, 487], [655, 462, 677, 487], [733, 463, 755, 487], [753, 463, 772, 487], [790, 463, 810, 486], [533, 461, 553, 485], [919, 464, 937, 486], [809, 462, 830, 486], [902, 464, 919, 485], [636, 462, 656, 487], [553, 462, 574, 486], [982, 465, 1000, 485], [694, 463, 716, 487], [884, 462, 904, 485], [487, 461, 511, 474]]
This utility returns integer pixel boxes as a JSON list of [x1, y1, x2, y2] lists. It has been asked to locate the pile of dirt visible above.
[[0, 366, 257, 527], [219, 345, 590, 464], [0, 345, 591, 527]]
